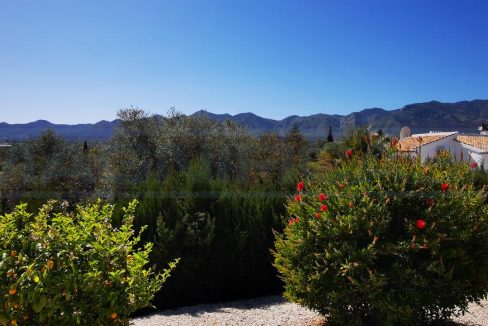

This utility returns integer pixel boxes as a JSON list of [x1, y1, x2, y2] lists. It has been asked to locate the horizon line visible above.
[[1, 98, 486, 125]]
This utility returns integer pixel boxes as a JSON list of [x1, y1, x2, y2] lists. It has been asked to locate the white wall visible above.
[[450, 142, 488, 170], [400, 133, 488, 171], [413, 133, 458, 162]]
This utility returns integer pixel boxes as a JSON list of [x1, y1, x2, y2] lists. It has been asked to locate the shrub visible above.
[[0, 200, 177, 325], [122, 159, 289, 307], [274, 153, 488, 325]]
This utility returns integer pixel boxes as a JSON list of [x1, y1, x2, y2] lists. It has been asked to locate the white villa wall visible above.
[[410, 133, 458, 163], [450, 141, 488, 170], [403, 132, 488, 171]]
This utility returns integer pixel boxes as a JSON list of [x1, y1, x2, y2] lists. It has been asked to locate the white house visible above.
[[397, 128, 488, 170]]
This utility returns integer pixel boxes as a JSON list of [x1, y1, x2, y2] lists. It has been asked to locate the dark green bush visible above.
[[126, 159, 291, 307], [274, 152, 488, 325]]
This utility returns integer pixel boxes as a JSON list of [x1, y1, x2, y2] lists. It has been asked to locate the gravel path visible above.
[[453, 300, 488, 326], [132, 296, 488, 326], [131, 296, 325, 326]]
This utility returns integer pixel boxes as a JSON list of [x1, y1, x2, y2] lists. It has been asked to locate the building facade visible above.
[[397, 130, 488, 170]]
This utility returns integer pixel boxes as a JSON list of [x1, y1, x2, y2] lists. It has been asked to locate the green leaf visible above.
[[33, 295, 47, 313]]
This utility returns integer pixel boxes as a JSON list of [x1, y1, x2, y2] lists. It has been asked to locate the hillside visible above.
[[1, 99, 487, 141]]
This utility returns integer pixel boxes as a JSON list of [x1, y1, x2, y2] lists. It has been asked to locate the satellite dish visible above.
[[400, 126, 411, 139]]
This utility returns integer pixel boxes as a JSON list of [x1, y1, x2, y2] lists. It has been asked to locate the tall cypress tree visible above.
[[327, 125, 334, 142]]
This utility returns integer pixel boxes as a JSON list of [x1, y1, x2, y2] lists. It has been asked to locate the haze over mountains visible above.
[[1, 100, 488, 141]]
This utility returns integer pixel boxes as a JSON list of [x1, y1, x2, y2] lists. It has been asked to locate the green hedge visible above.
[[120, 159, 293, 307]]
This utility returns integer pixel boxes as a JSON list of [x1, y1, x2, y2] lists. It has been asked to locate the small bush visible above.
[[274, 153, 488, 325], [0, 200, 177, 325]]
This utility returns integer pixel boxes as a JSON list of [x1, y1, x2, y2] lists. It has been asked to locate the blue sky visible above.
[[1, 0, 487, 123]]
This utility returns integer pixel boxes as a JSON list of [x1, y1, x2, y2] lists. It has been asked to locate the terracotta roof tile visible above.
[[456, 135, 488, 151], [397, 135, 448, 152]]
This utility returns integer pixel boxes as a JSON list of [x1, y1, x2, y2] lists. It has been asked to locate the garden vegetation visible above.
[[2, 109, 488, 325], [274, 149, 488, 325]]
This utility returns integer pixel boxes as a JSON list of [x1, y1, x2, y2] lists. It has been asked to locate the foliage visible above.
[[0, 200, 177, 325], [274, 152, 488, 325], [0, 130, 104, 213], [0, 109, 313, 309], [327, 125, 334, 143], [106, 108, 254, 192], [125, 159, 291, 307], [284, 124, 308, 167]]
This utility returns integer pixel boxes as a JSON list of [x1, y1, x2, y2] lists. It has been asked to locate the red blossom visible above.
[[470, 162, 478, 169], [318, 193, 327, 202], [416, 219, 427, 230], [426, 198, 434, 206], [345, 149, 353, 159], [296, 181, 305, 191], [288, 217, 300, 225], [320, 204, 328, 212], [390, 138, 399, 147], [315, 212, 322, 219], [349, 202, 354, 208], [294, 194, 302, 202], [339, 183, 346, 190], [440, 183, 449, 192]]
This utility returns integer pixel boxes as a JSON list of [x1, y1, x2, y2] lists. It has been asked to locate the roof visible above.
[[456, 135, 488, 152], [397, 133, 456, 152]]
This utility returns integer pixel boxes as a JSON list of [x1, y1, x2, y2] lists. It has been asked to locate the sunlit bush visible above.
[[0, 200, 177, 325]]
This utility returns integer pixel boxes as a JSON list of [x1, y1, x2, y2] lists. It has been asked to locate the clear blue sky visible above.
[[1, 0, 487, 123]]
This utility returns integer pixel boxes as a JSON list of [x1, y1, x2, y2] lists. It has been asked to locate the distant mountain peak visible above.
[[31, 119, 53, 126], [0, 99, 487, 141]]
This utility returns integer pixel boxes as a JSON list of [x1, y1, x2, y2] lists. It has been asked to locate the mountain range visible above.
[[1, 99, 488, 141]]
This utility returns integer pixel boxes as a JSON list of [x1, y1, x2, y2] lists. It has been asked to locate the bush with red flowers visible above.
[[274, 153, 488, 325]]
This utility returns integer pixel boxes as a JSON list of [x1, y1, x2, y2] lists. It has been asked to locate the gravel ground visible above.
[[453, 300, 488, 326], [132, 296, 488, 326], [131, 296, 325, 326]]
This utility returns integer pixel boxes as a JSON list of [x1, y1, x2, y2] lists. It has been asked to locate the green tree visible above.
[[285, 124, 308, 167], [327, 125, 334, 142]]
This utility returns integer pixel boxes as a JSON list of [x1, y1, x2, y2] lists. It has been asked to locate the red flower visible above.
[[470, 162, 478, 169], [416, 219, 426, 230], [426, 198, 434, 206], [440, 183, 449, 192], [390, 138, 399, 147], [315, 212, 322, 219], [318, 193, 327, 202], [296, 181, 305, 191], [345, 149, 353, 159], [288, 217, 300, 225], [349, 201, 354, 208], [339, 183, 346, 190], [294, 194, 302, 202], [320, 204, 328, 212]]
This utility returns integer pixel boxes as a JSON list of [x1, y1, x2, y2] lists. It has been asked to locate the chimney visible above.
[[479, 122, 488, 135]]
